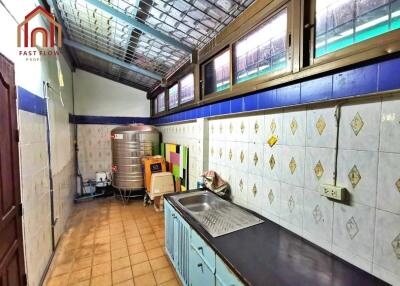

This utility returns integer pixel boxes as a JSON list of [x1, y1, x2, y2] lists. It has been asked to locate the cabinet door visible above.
[[189, 247, 215, 286], [176, 216, 191, 286], [215, 256, 244, 286], [164, 200, 175, 261]]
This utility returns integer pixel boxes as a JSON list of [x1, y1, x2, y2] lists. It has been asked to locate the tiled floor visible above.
[[44, 197, 181, 286]]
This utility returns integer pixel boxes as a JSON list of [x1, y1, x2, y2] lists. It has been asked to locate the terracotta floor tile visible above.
[[138, 227, 153, 235], [133, 272, 156, 286], [146, 247, 164, 260], [69, 267, 91, 284], [128, 243, 145, 255], [46, 273, 70, 286], [111, 239, 127, 250], [50, 262, 72, 277], [112, 256, 131, 271], [111, 247, 129, 260], [140, 233, 156, 241], [154, 267, 175, 284], [112, 266, 133, 284], [149, 256, 169, 271], [158, 278, 181, 286], [93, 253, 111, 265], [74, 248, 93, 259], [72, 257, 92, 271], [112, 279, 135, 286], [125, 231, 140, 239], [90, 273, 112, 286], [144, 239, 160, 251], [129, 251, 148, 265], [68, 280, 90, 286], [94, 244, 110, 255], [126, 237, 142, 246], [91, 262, 111, 277], [132, 261, 152, 277]]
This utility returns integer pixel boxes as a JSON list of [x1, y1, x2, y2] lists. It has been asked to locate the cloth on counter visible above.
[[201, 170, 231, 200]]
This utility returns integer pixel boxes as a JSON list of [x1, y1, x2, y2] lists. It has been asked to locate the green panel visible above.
[[161, 143, 165, 157], [183, 147, 187, 168], [173, 165, 180, 178]]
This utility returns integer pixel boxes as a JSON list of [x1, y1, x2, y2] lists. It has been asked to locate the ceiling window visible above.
[[315, 0, 400, 57], [169, 84, 179, 109], [204, 50, 230, 95], [234, 8, 288, 84], [156, 92, 165, 113], [180, 73, 195, 104]]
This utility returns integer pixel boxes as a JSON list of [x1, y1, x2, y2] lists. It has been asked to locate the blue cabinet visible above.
[[165, 199, 190, 286], [189, 245, 215, 286], [165, 199, 243, 286], [215, 256, 244, 286]]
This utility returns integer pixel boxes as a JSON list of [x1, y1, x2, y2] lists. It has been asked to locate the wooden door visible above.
[[0, 53, 26, 286]]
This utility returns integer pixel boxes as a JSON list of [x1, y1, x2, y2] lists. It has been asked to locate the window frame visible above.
[[179, 73, 195, 105], [231, 4, 293, 90], [168, 83, 179, 110], [201, 48, 232, 98], [155, 92, 165, 113], [307, 0, 400, 67]]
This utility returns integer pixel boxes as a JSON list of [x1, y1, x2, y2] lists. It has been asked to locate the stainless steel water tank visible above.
[[111, 124, 160, 190]]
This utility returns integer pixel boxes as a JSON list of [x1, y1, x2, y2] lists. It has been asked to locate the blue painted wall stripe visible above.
[[151, 57, 400, 125], [18, 86, 47, 116], [71, 115, 150, 125]]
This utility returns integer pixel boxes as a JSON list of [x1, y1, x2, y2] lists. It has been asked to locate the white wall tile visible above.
[[280, 183, 303, 236], [337, 149, 378, 207], [377, 152, 400, 214], [380, 97, 400, 153], [332, 202, 375, 272], [283, 108, 306, 146], [306, 106, 337, 148], [248, 115, 265, 143], [247, 174, 263, 212], [235, 142, 249, 172], [339, 100, 381, 151], [373, 209, 400, 282], [262, 178, 281, 224], [263, 145, 282, 181], [264, 111, 284, 145], [281, 145, 305, 188], [304, 147, 336, 192], [302, 189, 333, 251], [248, 143, 264, 176]]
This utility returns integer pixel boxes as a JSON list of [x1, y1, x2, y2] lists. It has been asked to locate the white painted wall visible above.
[[73, 69, 150, 117]]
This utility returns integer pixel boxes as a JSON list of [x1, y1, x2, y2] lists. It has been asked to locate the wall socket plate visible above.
[[319, 184, 346, 201]]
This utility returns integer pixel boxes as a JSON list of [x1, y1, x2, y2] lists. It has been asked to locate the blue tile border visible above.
[[18, 86, 47, 116], [70, 115, 150, 125], [151, 56, 400, 126]]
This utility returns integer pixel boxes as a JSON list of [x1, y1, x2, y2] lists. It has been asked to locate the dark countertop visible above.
[[164, 191, 389, 286]]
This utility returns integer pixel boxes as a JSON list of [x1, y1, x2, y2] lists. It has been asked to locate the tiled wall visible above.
[[19, 110, 53, 286], [158, 94, 400, 285], [77, 124, 114, 180], [158, 119, 208, 190]]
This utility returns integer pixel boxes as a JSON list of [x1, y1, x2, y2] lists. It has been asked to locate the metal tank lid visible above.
[[111, 124, 158, 133]]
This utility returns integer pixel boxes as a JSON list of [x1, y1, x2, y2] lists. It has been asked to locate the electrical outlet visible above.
[[320, 184, 346, 201]]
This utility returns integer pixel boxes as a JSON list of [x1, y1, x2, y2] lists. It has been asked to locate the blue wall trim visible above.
[[18, 86, 47, 116], [151, 57, 400, 125], [71, 115, 150, 125]]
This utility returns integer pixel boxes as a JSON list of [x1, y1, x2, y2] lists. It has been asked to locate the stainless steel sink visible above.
[[172, 191, 263, 237]]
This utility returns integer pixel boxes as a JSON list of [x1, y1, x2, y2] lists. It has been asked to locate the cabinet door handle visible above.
[[197, 246, 203, 253], [197, 263, 203, 272]]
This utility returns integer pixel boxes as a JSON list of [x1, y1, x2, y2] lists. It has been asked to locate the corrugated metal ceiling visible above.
[[55, 0, 255, 91]]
